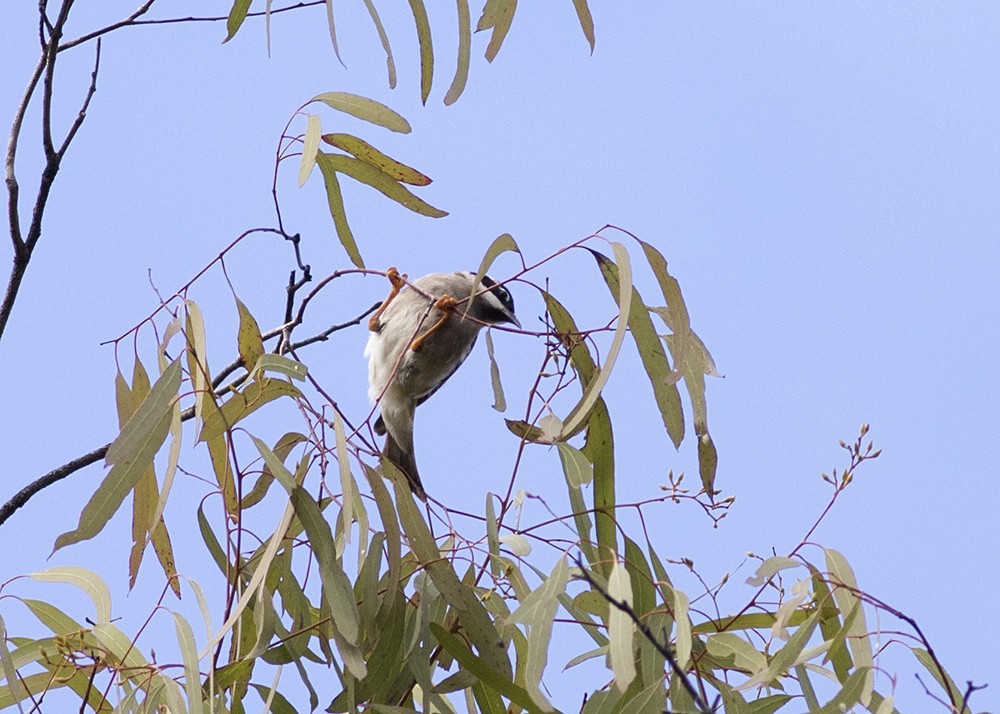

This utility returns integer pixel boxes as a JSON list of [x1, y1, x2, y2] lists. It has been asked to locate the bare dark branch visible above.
[[574, 555, 716, 714]]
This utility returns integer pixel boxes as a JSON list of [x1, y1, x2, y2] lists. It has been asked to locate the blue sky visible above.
[[2, 3, 998, 711]]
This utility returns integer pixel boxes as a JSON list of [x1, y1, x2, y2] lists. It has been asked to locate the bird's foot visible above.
[[409, 294, 458, 351], [368, 266, 408, 332]]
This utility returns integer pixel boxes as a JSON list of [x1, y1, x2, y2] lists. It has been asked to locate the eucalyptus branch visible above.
[[574, 555, 716, 714], [0, 306, 376, 528]]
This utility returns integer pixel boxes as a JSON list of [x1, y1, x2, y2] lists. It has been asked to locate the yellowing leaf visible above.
[[481, 0, 516, 62], [235, 297, 265, 373], [311, 92, 411, 133], [407, 0, 434, 103], [321, 132, 431, 185], [317, 152, 447, 218]]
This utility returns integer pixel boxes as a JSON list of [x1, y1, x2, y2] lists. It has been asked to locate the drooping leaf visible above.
[[185, 299, 211, 428], [224, 0, 252, 42], [333, 412, 354, 546], [54, 360, 181, 551], [706, 633, 767, 677], [812, 668, 872, 714], [480, 0, 516, 63], [543, 291, 596, 385], [912, 648, 963, 710], [311, 92, 411, 133], [607, 560, 636, 691], [172, 611, 204, 714], [322, 133, 431, 185], [199, 378, 302, 442], [445, 0, 472, 105], [559, 243, 632, 439], [298, 113, 322, 187], [316, 153, 365, 268], [485, 330, 507, 412], [393, 463, 512, 679], [584, 399, 615, 575], [254, 437, 366, 678], [508, 557, 568, 710], [30, 567, 112, 624], [593, 250, 684, 448], [406, 0, 434, 103], [571, 0, 596, 52], [429, 623, 546, 714], [556, 442, 593, 488], [235, 297, 265, 373], [323, 0, 343, 65], [317, 152, 447, 218], [825, 548, 874, 706], [361, 0, 397, 88]]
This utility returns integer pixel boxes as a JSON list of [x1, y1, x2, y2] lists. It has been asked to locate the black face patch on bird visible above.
[[479, 274, 516, 321]]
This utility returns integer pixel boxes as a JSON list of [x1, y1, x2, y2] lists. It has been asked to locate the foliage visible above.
[[0, 2, 981, 713]]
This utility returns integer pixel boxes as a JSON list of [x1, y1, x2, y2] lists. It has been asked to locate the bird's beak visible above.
[[508, 314, 521, 329]]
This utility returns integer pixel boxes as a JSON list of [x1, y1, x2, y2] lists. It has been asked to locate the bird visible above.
[[365, 269, 520, 500]]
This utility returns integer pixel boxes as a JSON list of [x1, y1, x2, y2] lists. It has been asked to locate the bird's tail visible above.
[[383, 433, 426, 501]]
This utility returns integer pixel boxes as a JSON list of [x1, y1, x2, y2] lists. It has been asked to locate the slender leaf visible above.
[[557, 442, 593, 488], [311, 92, 411, 133], [585, 399, 615, 575], [394, 464, 512, 679], [316, 154, 365, 268], [361, 0, 397, 88], [482, 0, 516, 62], [407, 0, 434, 103], [445, 0, 472, 105], [318, 152, 447, 217], [298, 113, 322, 187], [257, 437, 366, 678], [509, 557, 568, 710], [235, 297, 265, 374], [322, 133, 430, 185], [593, 249, 684, 448], [559, 242, 632, 439], [813, 668, 872, 714], [199, 378, 302, 442], [825, 548, 873, 706], [571, 0, 596, 52], [224, 0, 252, 42], [607, 560, 636, 691], [429, 623, 545, 714], [55, 360, 181, 551], [173, 612, 204, 714], [485, 330, 507, 412]]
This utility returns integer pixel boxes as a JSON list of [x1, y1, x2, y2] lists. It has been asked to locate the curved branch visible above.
[[0, 304, 378, 529]]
